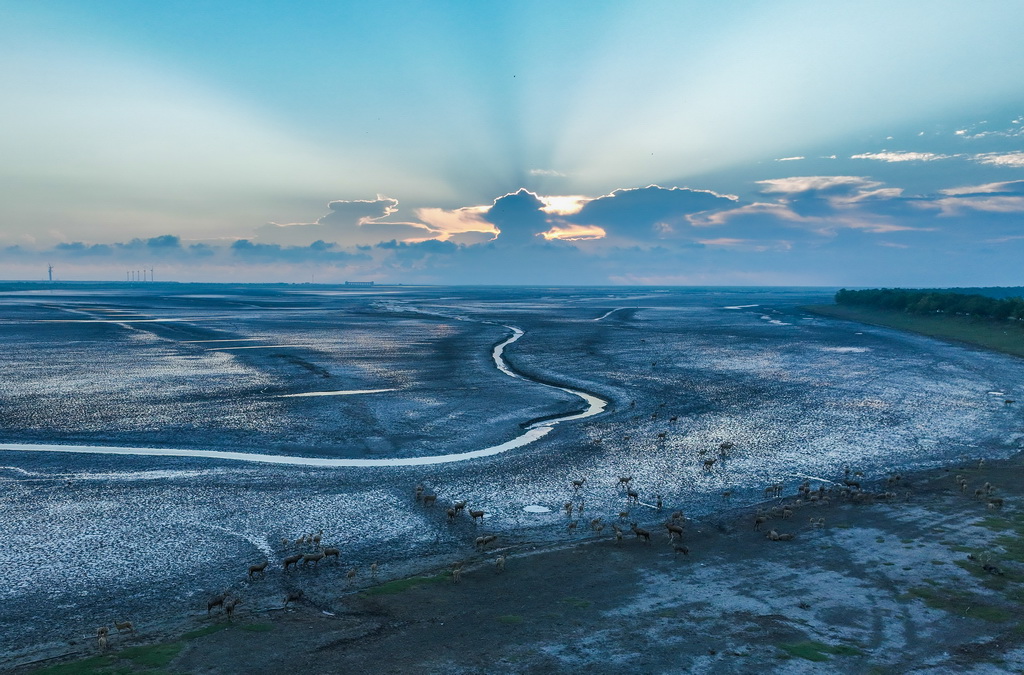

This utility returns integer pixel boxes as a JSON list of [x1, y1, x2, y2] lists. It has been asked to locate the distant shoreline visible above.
[[803, 304, 1024, 359]]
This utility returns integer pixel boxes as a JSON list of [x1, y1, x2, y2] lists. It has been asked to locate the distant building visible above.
[[344, 281, 375, 287]]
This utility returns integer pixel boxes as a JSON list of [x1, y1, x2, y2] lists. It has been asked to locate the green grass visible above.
[[180, 623, 229, 640], [239, 623, 274, 632], [497, 615, 524, 624], [906, 586, 1013, 622], [777, 641, 863, 662], [118, 643, 182, 668], [32, 619, 235, 674], [31, 656, 124, 675], [803, 304, 1024, 359], [561, 596, 592, 608], [361, 573, 449, 596]]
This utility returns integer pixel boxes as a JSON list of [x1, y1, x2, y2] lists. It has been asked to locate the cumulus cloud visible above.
[[562, 185, 738, 241], [775, 156, 805, 161], [538, 195, 592, 216], [414, 205, 496, 240], [255, 196, 436, 246]]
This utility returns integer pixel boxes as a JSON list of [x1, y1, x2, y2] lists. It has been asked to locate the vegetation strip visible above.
[[804, 303, 1024, 358]]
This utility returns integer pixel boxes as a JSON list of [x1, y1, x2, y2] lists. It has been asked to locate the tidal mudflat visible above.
[[1, 284, 1022, 670]]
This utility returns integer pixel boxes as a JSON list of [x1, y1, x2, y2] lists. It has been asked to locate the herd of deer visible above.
[[95, 447, 1013, 654]]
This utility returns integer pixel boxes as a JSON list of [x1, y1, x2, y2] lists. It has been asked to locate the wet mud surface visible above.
[[1, 285, 1022, 669]]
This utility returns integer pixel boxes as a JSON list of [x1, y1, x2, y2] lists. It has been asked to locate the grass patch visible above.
[[239, 623, 274, 632], [118, 642, 183, 668], [497, 615, 524, 624], [974, 516, 1012, 532], [181, 623, 229, 640], [907, 586, 1013, 622], [777, 641, 862, 662], [561, 596, 592, 608], [931, 560, 947, 565], [30, 656, 123, 675], [361, 574, 448, 596], [802, 304, 1024, 359]]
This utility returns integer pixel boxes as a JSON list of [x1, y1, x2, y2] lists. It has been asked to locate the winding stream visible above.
[[0, 324, 608, 467]]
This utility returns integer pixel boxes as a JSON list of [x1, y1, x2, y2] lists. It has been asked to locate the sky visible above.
[[1, 0, 1023, 286]]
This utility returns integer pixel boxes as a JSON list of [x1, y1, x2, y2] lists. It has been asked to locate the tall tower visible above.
[[48, 264, 53, 281]]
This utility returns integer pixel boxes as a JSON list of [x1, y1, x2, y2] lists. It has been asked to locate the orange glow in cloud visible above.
[[414, 206, 497, 240], [540, 224, 606, 241]]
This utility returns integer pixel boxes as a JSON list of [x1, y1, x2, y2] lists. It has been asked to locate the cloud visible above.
[[255, 196, 436, 246], [757, 176, 882, 194], [538, 195, 592, 216], [775, 156, 805, 161], [563, 185, 738, 240], [484, 189, 551, 245], [972, 152, 1024, 167], [926, 179, 1024, 215], [540, 224, 607, 241], [939, 180, 1024, 196], [414, 206, 496, 240], [928, 195, 1024, 216], [851, 151, 953, 162]]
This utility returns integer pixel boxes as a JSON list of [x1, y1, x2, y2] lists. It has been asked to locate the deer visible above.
[[283, 554, 302, 571], [567, 520, 578, 534], [626, 489, 640, 504], [564, 501, 574, 516], [284, 590, 304, 607], [323, 547, 340, 560], [224, 598, 241, 621], [665, 523, 684, 540], [495, 555, 506, 574], [447, 508, 457, 522], [469, 509, 485, 523], [703, 458, 716, 471], [207, 592, 229, 614], [346, 568, 358, 585], [571, 478, 586, 491], [248, 561, 268, 579], [630, 523, 651, 543], [113, 620, 135, 634], [617, 476, 633, 489], [301, 551, 325, 567], [423, 494, 438, 507]]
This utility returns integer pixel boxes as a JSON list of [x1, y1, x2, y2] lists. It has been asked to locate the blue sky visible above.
[[2, 0, 1023, 285]]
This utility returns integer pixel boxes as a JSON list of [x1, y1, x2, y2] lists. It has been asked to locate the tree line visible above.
[[835, 288, 1024, 321]]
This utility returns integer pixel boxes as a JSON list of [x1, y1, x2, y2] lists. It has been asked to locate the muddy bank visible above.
[[12, 451, 1024, 674]]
